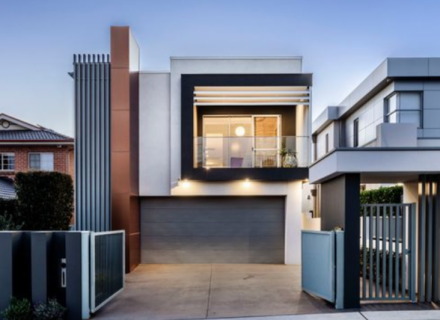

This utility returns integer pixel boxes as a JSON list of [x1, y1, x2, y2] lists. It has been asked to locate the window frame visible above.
[[28, 152, 54, 171], [0, 153, 15, 171], [385, 92, 423, 128], [353, 118, 359, 147]]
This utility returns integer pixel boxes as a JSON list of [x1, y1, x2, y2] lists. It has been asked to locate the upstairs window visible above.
[[29, 153, 54, 171], [386, 92, 422, 127], [353, 118, 359, 147], [0, 153, 15, 171]]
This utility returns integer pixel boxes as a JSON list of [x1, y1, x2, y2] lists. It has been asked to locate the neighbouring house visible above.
[[72, 26, 314, 271], [310, 58, 440, 306], [0, 113, 74, 199]]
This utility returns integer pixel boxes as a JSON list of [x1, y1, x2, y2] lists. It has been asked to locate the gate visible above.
[[360, 203, 416, 302], [90, 231, 125, 313]]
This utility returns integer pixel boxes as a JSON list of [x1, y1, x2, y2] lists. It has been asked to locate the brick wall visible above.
[[0, 145, 74, 179]]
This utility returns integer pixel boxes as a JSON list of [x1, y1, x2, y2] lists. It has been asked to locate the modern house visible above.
[[72, 27, 440, 309], [73, 27, 314, 270], [310, 58, 440, 306], [0, 113, 74, 198]]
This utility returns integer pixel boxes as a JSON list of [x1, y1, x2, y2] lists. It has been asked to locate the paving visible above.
[[92, 264, 439, 320]]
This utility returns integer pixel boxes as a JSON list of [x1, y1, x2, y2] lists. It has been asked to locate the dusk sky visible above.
[[1, 0, 440, 136]]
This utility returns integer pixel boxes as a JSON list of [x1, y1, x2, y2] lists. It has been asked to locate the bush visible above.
[[0, 214, 22, 231], [360, 246, 403, 290], [1, 297, 32, 320], [15, 172, 73, 230], [33, 299, 66, 320], [0, 198, 18, 216], [360, 185, 403, 205]]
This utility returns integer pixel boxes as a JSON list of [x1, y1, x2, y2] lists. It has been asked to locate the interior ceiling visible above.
[[194, 86, 310, 106]]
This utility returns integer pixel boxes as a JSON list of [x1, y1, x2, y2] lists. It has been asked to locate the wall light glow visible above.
[[181, 179, 190, 188], [243, 178, 251, 188]]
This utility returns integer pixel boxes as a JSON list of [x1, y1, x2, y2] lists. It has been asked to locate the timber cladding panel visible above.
[[110, 26, 140, 272], [140, 196, 285, 264]]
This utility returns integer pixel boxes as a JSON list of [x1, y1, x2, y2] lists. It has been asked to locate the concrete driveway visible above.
[[93, 264, 337, 320]]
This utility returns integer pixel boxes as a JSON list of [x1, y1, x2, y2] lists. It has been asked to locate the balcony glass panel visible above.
[[194, 136, 309, 168]]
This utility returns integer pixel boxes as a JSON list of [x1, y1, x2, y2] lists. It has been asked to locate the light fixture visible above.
[[235, 126, 245, 137], [180, 179, 190, 188], [243, 178, 251, 187]]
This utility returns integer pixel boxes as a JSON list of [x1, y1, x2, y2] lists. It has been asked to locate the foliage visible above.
[[360, 246, 403, 289], [360, 185, 403, 205], [33, 299, 66, 320], [1, 297, 32, 320], [14, 172, 73, 230], [0, 214, 22, 231], [0, 198, 18, 216]]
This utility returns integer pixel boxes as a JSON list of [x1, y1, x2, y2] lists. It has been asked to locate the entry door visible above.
[[252, 116, 281, 167]]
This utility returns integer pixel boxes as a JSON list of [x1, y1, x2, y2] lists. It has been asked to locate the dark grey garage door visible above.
[[141, 197, 285, 264]]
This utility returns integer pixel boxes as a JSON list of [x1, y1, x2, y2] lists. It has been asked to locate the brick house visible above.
[[0, 113, 74, 198]]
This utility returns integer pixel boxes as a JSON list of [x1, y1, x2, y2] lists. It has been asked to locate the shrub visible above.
[[360, 185, 403, 205], [33, 299, 66, 320], [0, 214, 22, 231], [360, 246, 403, 289], [0, 198, 18, 216], [1, 297, 32, 320], [15, 171, 73, 230]]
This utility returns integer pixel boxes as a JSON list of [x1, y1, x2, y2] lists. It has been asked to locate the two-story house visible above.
[[310, 58, 440, 305], [73, 27, 314, 269], [0, 113, 74, 199]]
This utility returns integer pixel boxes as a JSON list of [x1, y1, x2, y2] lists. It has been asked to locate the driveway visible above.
[[92, 264, 439, 320], [93, 264, 337, 320]]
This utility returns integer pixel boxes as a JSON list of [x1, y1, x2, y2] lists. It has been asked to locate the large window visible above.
[[0, 153, 15, 171], [386, 92, 422, 127], [29, 153, 54, 171]]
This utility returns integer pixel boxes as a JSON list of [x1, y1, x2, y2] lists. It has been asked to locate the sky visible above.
[[1, 0, 440, 137]]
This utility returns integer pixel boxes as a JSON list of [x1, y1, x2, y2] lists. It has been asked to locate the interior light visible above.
[[243, 178, 251, 187], [235, 126, 246, 137], [181, 179, 190, 188]]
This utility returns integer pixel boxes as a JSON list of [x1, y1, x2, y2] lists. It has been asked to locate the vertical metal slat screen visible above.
[[91, 231, 125, 312], [73, 54, 111, 232], [360, 203, 416, 302]]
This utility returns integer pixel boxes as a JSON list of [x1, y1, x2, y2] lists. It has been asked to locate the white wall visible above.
[[139, 72, 171, 195], [344, 83, 394, 147], [316, 122, 335, 159]]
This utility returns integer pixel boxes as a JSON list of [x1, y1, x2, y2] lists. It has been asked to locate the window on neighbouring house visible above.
[[386, 92, 422, 127], [353, 118, 359, 147], [29, 153, 54, 171], [0, 153, 15, 171], [325, 133, 329, 154]]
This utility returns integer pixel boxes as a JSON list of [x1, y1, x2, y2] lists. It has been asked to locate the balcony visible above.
[[194, 136, 309, 169]]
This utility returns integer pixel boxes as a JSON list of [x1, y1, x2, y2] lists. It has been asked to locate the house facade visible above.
[[310, 58, 440, 305], [0, 113, 74, 198], [73, 27, 314, 270]]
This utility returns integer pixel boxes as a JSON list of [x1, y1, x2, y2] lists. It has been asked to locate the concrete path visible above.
[[92, 264, 439, 320]]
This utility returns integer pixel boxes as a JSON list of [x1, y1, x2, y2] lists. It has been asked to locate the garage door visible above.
[[141, 197, 285, 264]]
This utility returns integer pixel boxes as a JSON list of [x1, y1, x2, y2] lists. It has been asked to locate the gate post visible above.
[[320, 174, 360, 309]]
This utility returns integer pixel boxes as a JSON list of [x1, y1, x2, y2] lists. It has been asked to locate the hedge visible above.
[[360, 246, 404, 290], [15, 171, 73, 230], [360, 185, 403, 205]]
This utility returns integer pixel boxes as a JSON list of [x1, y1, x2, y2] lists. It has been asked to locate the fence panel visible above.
[[360, 203, 416, 302]]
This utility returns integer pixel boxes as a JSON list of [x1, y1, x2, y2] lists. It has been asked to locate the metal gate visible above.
[[360, 203, 416, 302], [90, 231, 125, 313]]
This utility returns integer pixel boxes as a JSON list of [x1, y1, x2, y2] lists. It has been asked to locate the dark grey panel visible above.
[[141, 197, 285, 264], [73, 54, 111, 232]]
